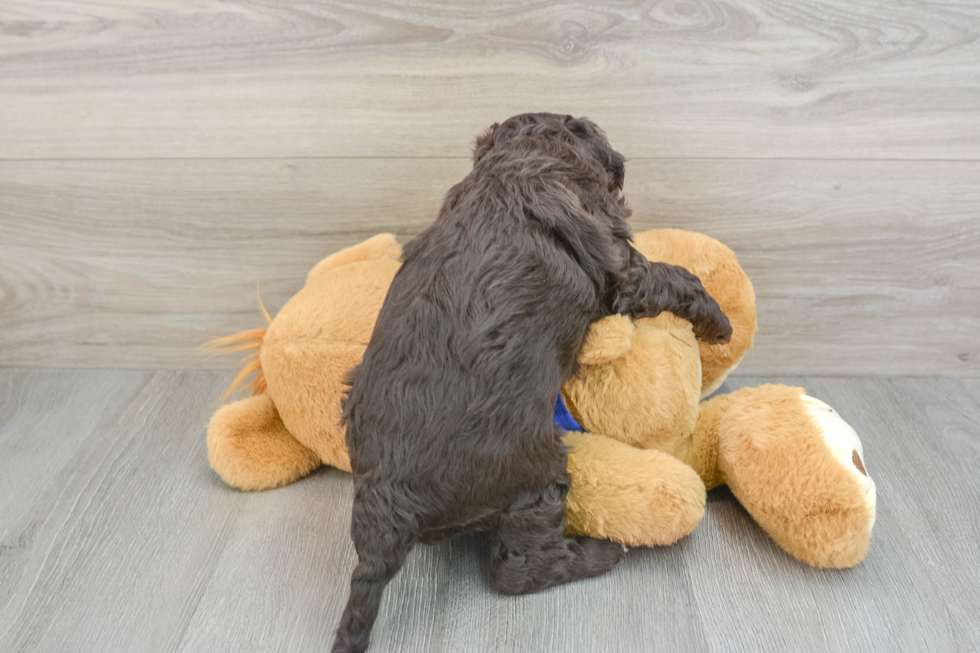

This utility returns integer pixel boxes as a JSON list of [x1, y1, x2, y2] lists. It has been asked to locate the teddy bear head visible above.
[[560, 230, 757, 450]]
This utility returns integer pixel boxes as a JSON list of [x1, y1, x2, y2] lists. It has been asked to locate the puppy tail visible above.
[[199, 287, 273, 402]]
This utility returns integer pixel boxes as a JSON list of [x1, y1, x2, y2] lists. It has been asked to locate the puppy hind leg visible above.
[[332, 495, 415, 653], [490, 481, 625, 595]]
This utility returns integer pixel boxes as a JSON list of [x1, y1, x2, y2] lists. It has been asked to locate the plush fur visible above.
[[563, 430, 706, 546], [205, 228, 875, 583], [704, 386, 875, 568], [563, 311, 703, 453], [264, 237, 403, 473], [207, 394, 319, 490]]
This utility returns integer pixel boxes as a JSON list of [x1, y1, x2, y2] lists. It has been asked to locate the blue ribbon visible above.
[[553, 393, 585, 432]]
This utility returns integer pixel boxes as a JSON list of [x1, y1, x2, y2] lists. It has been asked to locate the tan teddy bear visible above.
[[206, 230, 876, 568], [561, 230, 876, 567]]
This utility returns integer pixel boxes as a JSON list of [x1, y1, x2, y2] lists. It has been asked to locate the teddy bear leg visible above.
[[703, 385, 877, 568], [207, 394, 321, 491], [563, 431, 706, 547]]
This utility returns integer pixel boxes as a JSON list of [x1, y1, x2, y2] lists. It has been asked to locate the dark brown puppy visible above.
[[332, 113, 731, 653]]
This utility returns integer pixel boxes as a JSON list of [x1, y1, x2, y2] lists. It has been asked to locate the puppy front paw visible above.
[[692, 299, 733, 345]]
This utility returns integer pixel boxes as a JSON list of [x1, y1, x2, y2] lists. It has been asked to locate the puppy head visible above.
[[473, 113, 626, 192]]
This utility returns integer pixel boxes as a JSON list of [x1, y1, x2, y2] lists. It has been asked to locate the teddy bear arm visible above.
[[207, 394, 321, 491]]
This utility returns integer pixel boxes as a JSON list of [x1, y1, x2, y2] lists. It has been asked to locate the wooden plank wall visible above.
[[1, 0, 978, 375]]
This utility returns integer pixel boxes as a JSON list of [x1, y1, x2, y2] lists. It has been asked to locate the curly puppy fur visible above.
[[332, 113, 732, 653]]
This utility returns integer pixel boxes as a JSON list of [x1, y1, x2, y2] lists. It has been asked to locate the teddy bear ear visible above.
[[578, 314, 636, 366]]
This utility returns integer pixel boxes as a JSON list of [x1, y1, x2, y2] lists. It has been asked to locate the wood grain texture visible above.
[[0, 370, 978, 652], [2, 158, 978, 374], [1, 0, 979, 159]]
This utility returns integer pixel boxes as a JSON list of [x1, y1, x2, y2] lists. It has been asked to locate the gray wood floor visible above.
[[1, 370, 977, 652]]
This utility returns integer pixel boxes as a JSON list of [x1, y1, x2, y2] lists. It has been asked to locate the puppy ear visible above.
[[525, 184, 622, 295], [578, 315, 636, 365], [473, 123, 499, 164], [607, 149, 625, 191], [566, 118, 591, 139]]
